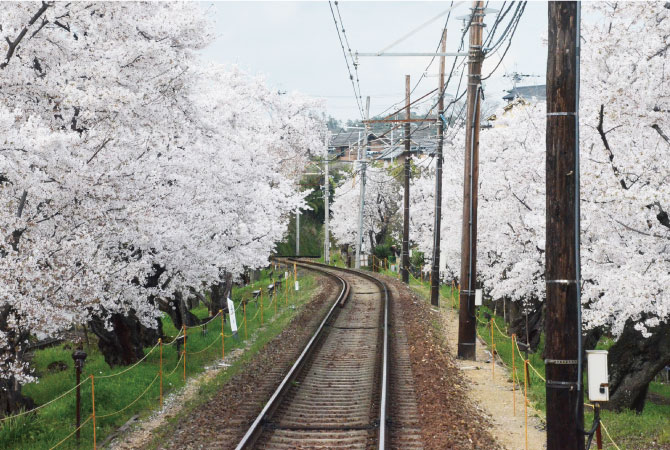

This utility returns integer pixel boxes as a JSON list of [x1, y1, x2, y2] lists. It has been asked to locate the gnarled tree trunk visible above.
[[88, 311, 162, 367], [605, 320, 670, 413], [158, 291, 200, 330]]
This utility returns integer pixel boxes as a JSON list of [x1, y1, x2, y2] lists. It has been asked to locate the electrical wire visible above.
[[373, 1, 460, 119], [334, 2, 364, 113], [328, 1, 365, 120], [481, 3, 527, 81]]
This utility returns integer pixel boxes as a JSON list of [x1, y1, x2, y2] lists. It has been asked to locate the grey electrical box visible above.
[[586, 350, 609, 402]]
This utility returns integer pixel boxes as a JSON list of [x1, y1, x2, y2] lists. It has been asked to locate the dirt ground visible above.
[[438, 300, 547, 450], [383, 275, 503, 450]]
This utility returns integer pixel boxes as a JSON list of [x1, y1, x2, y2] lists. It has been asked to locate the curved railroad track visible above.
[[235, 259, 389, 450]]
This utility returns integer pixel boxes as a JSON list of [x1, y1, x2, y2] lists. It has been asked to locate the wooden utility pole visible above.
[[401, 75, 411, 284], [457, 0, 484, 360], [545, 2, 584, 449], [430, 28, 447, 307]]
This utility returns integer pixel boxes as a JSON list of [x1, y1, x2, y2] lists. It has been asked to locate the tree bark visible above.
[[158, 291, 199, 330], [508, 297, 544, 352], [605, 320, 670, 413], [209, 272, 233, 317], [88, 311, 162, 367], [0, 306, 35, 418]]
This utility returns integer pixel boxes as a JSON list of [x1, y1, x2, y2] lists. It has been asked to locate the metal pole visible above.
[[401, 75, 411, 284], [355, 97, 370, 269], [430, 28, 447, 307], [295, 208, 300, 256], [324, 157, 330, 263]]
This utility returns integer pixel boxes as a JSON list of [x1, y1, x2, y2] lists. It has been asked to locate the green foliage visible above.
[[372, 242, 393, 261], [410, 249, 425, 269], [275, 212, 323, 257]]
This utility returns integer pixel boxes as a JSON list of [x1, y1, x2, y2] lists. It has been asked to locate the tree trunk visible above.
[[605, 320, 670, 413], [0, 306, 35, 418], [158, 291, 200, 330], [88, 311, 162, 367], [508, 297, 544, 352], [343, 244, 352, 268], [209, 272, 233, 317]]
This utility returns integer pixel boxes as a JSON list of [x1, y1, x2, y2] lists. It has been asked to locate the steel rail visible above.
[[287, 259, 389, 450], [234, 260, 350, 450]]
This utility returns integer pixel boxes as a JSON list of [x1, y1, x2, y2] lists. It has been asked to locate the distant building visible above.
[[329, 130, 391, 161], [329, 123, 443, 165]]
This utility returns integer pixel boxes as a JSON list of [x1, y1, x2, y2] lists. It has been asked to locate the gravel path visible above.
[[438, 297, 547, 450]]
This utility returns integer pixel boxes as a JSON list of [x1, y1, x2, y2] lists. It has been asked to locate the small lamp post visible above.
[[72, 349, 87, 442]]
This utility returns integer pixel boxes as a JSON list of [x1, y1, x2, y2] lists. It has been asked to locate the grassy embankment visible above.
[[0, 268, 317, 450]]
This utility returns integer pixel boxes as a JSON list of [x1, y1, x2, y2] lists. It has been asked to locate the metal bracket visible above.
[[545, 359, 578, 365], [546, 279, 577, 285], [546, 380, 578, 390]]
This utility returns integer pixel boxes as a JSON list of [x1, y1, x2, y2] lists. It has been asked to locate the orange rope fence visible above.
[[477, 305, 625, 450], [3, 267, 302, 449]]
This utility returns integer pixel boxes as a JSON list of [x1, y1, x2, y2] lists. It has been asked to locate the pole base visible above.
[[457, 342, 476, 360]]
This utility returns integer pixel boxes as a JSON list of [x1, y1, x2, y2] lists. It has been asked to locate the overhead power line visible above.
[[328, 1, 365, 120]]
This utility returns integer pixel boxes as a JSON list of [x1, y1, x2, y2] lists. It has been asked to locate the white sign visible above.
[[295, 281, 300, 291], [475, 289, 483, 306], [227, 298, 238, 335], [285, 271, 289, 279]]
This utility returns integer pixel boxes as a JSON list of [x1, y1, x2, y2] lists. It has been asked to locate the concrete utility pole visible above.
[[401, 75, 411, 284], [324, 157, 330, 264], [457, 1, 484, 360], [430, 28, 448, 307], [295, 208, 300, 256], [355, 96, 371, 269], [545, 2, 584, 449]]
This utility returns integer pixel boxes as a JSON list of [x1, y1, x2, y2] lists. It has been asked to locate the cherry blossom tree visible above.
[[0, 2, 325, 415], [330, 165, 401, 258], [409, 1, 670, 408]]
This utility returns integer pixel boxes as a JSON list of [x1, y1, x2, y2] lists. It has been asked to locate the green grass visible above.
[[0, 270, 317, 450], [394, 272, 670, 450]]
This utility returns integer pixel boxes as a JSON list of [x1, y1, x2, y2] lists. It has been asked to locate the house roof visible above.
[[330, 130, 386, 148], [376, 145, 405, 160], [330, 130, 360, 148], [503, 84, 546, 102]]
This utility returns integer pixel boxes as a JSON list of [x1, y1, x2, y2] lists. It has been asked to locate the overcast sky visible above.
[[199, 1, 548, 122]]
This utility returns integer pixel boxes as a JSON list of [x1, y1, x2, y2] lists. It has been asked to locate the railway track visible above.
[[235, 259, 389, 449]]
